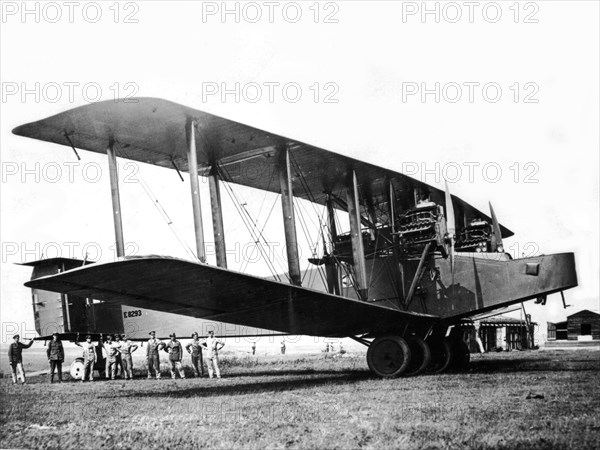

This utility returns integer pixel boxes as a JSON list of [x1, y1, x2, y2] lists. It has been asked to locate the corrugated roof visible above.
[[481, 316, 536, 326], [460, 315, 536, 327]]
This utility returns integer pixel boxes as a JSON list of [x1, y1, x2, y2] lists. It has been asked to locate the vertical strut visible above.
[[186, 120, 206, 263], [209, 166, 227, 268], [388, 180, 395, 236], [107, 139, 125, 258], [387, 180, 405, 307], [405, 242, 432, 309], [326, 195, 340, 295], [346, 170, 368, 300], [279, 146, 301, 286], [326, 194, 338, 245]]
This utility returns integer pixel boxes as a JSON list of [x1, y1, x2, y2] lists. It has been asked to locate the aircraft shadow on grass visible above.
[[119, 370, 372, 399]]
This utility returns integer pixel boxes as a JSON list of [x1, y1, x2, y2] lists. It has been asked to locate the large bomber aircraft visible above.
[[13, 98, 577, 378]]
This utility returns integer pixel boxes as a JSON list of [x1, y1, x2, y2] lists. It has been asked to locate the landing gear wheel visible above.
[[70, 358, 85, 380], [405, 336, 431, 377], [450, 339, 470, 372], [426, 338, 453, 374], [367, 336, 411, 378]]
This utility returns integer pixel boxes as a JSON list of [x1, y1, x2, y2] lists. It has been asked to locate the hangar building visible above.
[[547, 309, 600, 341]]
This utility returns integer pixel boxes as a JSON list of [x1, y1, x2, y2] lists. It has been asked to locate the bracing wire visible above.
[[217, 163, 288, 281], [114, 142, 198, 261]]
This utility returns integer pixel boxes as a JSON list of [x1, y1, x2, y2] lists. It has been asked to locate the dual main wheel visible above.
[[425, 337, 470, 374], [366, 335, 431, 378], [366, 335, 411, 378], [367, 335, 470, 378]]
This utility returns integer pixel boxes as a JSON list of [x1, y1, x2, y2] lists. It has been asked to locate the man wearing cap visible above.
[[8, 334, 34, 384], [146, 331, 163, 379], [102, 335, 120, 380], [164, 333, 185, 379], [75, 335, 97, 382], [120, 334, 138, 380], [186, 332, 204, 377], [202, 331, 225, 379], [47, 332, 65, 383]]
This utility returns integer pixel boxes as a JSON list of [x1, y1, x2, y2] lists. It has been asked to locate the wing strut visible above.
[[346, 170, 368, 300], [325, 195, 340, 295], [186, 120, 206, 263], [107, 138, 125, 257], [404, 241, 432, 309], [209, 166, 227, 268], [279, 145, 302, 286]]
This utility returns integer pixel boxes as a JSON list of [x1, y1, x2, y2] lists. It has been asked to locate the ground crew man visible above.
[[251, 342, 256, 355], [202, 331, 225, 379], [75, 335, 97, 382], [186, 332, 204, 377], [164, 333, 185, 379], [120, 334, 138, 380], [102, 335, 120, 380], [114, 334, 124, 378], [146, 331, 163, 379], [280, 339, 286, 355], [47, 332, 64, 383], [8, 334, 34, 384]]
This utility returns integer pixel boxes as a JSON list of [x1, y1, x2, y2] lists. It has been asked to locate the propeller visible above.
[[489, 202, 504, 252], [444, 180, 456, 275]]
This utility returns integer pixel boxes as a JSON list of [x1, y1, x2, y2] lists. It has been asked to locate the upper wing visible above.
[[12, 97, 513, 238], [24, 256, 437, 337]]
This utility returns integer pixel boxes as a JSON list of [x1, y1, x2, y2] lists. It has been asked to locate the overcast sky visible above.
[[1, 1, 598, 343]]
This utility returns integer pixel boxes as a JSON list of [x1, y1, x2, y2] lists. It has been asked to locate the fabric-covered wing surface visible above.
[[24, 256, 437, 337], [12, 97, 513, 237]]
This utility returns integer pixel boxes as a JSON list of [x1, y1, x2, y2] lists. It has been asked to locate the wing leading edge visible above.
[[24, 256, 438, 337], [12, 98, 513, 238]]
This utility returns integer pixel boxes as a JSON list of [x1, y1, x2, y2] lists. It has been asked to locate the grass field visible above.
[[1, 349, 599, 449]]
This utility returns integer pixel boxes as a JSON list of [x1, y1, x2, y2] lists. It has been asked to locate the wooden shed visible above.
[[462, 316, 536, 352], [547, 321, 568, 340], [567, 309, 600, 340]]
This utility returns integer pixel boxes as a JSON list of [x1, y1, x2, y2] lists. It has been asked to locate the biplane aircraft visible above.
[[13, 98, 578, 378]]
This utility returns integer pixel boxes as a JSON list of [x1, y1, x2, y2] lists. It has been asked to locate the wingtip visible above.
[[12, 123, 29, 136]]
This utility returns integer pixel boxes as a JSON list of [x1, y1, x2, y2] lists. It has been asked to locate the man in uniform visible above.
[[8, 334, 34, 384], [185, 332, 204, 377], [113, 334, 124, 378], [120, 334, 138, 380], [280, 339, 286, 355], [102, 334, 120, 380], [47, 332, 64, 383], [164, 333, 185, 379], [75, 335, 97, 382], [202, 330, 225, 379], [146, 331, 163, 379]]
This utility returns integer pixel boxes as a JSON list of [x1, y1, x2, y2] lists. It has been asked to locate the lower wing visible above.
[[25, 256, 438, 337]]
